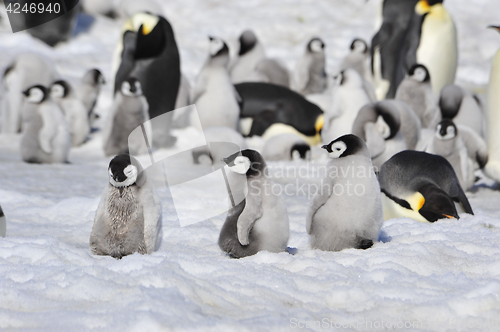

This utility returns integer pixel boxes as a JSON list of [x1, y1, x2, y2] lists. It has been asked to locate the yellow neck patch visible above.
[[415, 0, 431, 15], [406, 192, 426, 212], [315, 114, 324, 133]]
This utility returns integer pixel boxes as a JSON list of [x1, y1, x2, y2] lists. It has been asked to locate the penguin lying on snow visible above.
[[379, 150, 473, 223], [307, 135, 383, 251], [219, 149, 289, 258], [90, 154, 162, 259], [291, 37, 327, 95]]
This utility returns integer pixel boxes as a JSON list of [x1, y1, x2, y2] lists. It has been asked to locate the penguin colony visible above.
[[3, 0, 500, 259]]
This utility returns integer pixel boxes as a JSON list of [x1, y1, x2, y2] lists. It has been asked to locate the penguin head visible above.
[[50, 80, 71, 99], [126, 12, 165, 60], [83, 68, 105, 86], [416, 183, 459, 222], [238, 30, 258, 56], [322, 134, 370, 159], [307, 37, 325, 54], [439, 84, 463, 119], [223, 149, 266, 177], [23, 85, 49, 104], [408, 64, 430, 83], [435, 119, 457, 141], [374, 101, 401, 140], [416, 0, 444, 15], [108, 154, 146, 188], [488, 25, 500, 34], [291, 143, 311, 161], [121, 78, 143, 97], [350, 38, 368, 54]]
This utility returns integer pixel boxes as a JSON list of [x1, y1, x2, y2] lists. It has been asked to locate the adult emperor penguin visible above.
[[235, 82, 324, 145], [90, 154, 162, 259], [1, 53, 58, 133], [76, 69, 106, 123], [291, 37, 327, 95], [262, 133, 311, 161], [20, 85, 71, 164], [395, 64, 441, 129], [485, 25, 500, 183], [439, 84, 484, 137], [409, 0, 458, 95], [379, 150, 473, 223], [230, 30, 290, 87], [191, 36, 241, 131], [219, 149, 289, 258], [307, 135, 383, 251], [192, 126, 247, 165], [103, 78, 150, 157], [113, 12, 180, 148], [50, 80, 90, 147], [0, 205, 5, 237], [339, 38, 372, 84]]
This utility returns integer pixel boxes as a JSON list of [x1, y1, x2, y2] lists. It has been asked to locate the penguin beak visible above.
[[321, 144, 332, 153], [208, 35, 214, 41], [488, 25, 500, 33]]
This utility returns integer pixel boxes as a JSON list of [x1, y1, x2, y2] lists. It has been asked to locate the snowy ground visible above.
[[1, 0, 500, 331]]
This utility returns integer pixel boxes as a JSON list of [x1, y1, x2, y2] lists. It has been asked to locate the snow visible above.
[[1, 0, 500, 330]]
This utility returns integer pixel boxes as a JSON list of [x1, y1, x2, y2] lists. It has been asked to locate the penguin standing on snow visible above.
[[113, 12, 180, 148], [90, 154, 162, 259], [307, 135, 383, 251], [191, 36, 241, 131], [291, 37, 327, 95], [379, 150, 473, 223], [103, 78, 150, 157], [50, 80, 91, 147], [219, 149, 289, 258], [76, 69, 106, 124], [20, 85, 71, 164]]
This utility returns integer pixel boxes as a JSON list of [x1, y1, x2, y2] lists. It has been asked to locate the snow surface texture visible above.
[[1, 0, 500, 330]]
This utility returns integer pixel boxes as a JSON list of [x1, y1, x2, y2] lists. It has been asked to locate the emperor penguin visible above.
[[410, 0, 458, 95], [261, 133, 311, 162], [20, 85, 71, 164], [395, 64, 441, 129], [50, 80, 91, 147], [0, 205, 5, 237], [230, 30, 290, 87], [90, 154, 162, 259], [485, 25, 500, 183], [379, 150, 473, 223], [192, 126, 247, 165], [113, 12, 180, 148], [235, 82, 324, 146], [103, 78, 150, 157], [339, 38, 373, 85], [191, 36, 241, 131], [321, 69, 371, 144], [306, 135, 383, 251], [439, 84, 484, 137], [291, 37, 327, 95], [76, 69, 106, 124], [1, 53, 58, 133], [219, 149, 289, 258]]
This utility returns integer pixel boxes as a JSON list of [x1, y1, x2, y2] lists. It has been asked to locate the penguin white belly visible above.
[[416, 8, 457, 95], [60, 98, 90, 147], [486, 49, 500, 182], [48, 107, 71, 163]]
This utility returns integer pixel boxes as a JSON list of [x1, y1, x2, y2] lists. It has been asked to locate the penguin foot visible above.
[[356, 238, 374, 250]]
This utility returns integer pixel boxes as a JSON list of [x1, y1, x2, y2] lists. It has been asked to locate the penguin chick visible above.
[[103, 78, 150, 157], [395, 64, 441, 129], [379, 150, 474, 223], [20, 85, 71, 164], [306, 134, 383, 251], [339, 38, 373, 85], [77, 68, 105, 124], [90, 154, 162, 259], [219, 149, 289, 258], [291, 37, 327, 95], [261, 133, 310, 161], [191, 36, 241, 131], [50, 80, 91, 147]]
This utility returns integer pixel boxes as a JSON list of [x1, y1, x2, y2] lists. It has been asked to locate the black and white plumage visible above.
[[379, 150, 473, 223], [291, 37, 327, 95], [306, 135, 383, 251], [219, 149, 289, 258], [90, 154, 162, 259], [20, 85, 71, 164]]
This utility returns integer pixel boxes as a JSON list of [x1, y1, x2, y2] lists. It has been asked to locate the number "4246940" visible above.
[[6, 2, 61, 14]]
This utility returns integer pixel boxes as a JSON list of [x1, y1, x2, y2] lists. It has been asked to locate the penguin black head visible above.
[[50, 80, 71, 99], [439, 84, 463, 119], [238, 30, 257, 56], [435, 119, 457, 140], [291, 143, 311, 160], [130, 12, 166, 60], [307, 37, 325, 53], [121, 77, 143, 97], [350, 38, 368, 54], [223, 149, 266, 177], [408, 64, 430, 83], [108, 154, 145, 188], [374, 102, 401, 140], [23, 85, 49, 104], [321, 134, 369, 159], [208, 36, 229, 57], [417, 183, 459, 222]]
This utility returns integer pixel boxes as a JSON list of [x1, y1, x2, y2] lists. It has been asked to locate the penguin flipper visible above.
[[306, 182, 333, 234], [236, 192, 263, 246]]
